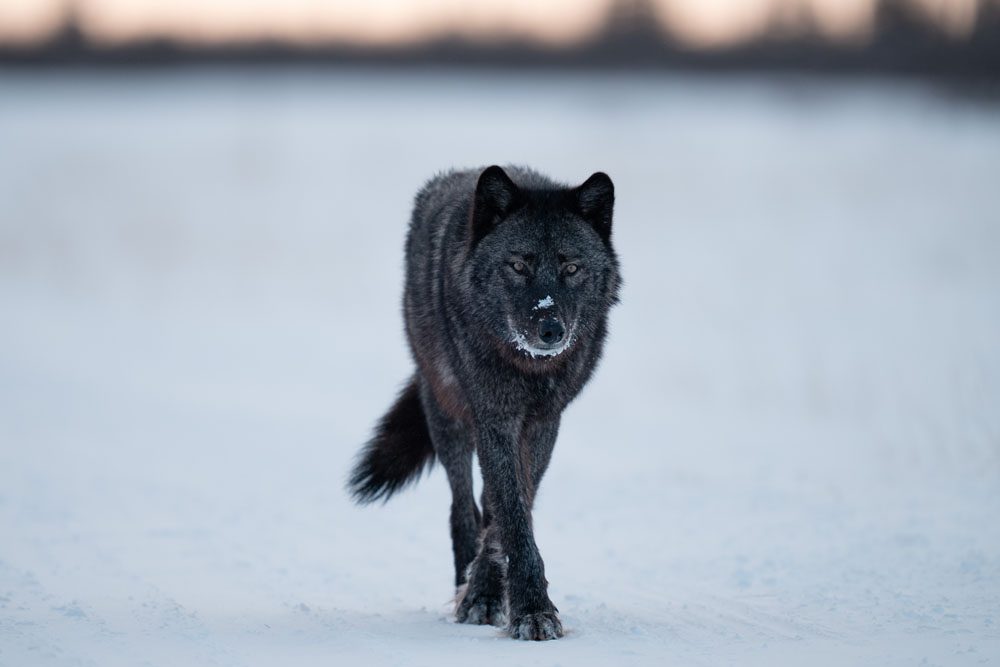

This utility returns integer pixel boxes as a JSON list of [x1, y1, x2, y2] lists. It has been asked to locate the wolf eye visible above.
[[511, 261, 526, 273], [565, 264, 578, 275]]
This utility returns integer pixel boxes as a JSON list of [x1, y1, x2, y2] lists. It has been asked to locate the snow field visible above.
[[1, 69, 999, 666]]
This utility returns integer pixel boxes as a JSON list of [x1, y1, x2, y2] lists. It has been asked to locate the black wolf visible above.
[[348, 165, 620, 640]]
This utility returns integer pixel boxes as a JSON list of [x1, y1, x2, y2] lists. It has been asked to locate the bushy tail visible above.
[[348, 377, 435, 503]]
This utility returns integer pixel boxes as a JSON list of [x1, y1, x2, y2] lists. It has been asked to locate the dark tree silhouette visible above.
[[1, 0, 997, 82]]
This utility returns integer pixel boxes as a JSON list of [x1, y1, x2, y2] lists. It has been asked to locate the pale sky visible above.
[[0, 0, 983, 49]]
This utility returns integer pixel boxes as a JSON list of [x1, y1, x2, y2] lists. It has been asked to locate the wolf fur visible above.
[[348, 165, 620, 641]]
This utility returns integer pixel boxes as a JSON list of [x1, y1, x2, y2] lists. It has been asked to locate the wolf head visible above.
[[466, 165, 621, 366]]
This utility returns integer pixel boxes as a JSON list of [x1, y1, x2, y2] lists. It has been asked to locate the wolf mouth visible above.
[[509, 322, 575, 359]]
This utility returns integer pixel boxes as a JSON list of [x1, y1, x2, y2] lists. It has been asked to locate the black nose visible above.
[[538, 319, 565, 345]]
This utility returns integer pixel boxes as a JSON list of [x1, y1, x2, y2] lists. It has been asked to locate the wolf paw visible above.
[[508, 611, 563, 641], [456, 591, 507, 627]]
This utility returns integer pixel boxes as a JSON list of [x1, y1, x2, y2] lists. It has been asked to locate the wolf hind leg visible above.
[[417, 380, 480, 587], [454, 490, 506, 626], [455, 523, 507, 626]]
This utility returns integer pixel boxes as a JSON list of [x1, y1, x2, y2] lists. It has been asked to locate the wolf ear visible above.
[[575, 172, 614, 244], [471, 165, 519, 246]]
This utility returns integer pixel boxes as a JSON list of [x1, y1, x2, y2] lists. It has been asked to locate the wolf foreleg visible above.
[[476, 425, 562, 640]]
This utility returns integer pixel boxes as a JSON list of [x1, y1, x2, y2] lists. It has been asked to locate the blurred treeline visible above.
[[2, 0, 998, 81]]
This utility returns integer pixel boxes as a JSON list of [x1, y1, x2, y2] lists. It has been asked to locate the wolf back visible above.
[[348, 165, 620, 641]]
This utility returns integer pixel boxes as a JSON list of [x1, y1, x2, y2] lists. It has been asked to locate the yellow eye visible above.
[[565, 264, 578, 275], [512, 261, 526, 273]]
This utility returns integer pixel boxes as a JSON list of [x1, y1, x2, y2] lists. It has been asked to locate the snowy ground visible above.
[[1, 68, 998, 666]]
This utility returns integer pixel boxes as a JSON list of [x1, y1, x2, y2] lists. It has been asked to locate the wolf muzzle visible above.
[[537, 319, 565, 346]]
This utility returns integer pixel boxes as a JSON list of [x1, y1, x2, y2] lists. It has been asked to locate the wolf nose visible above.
[[538, 319, 565, 345]]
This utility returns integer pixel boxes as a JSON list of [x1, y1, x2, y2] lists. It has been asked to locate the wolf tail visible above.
[[348, 377, 435, 504]]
